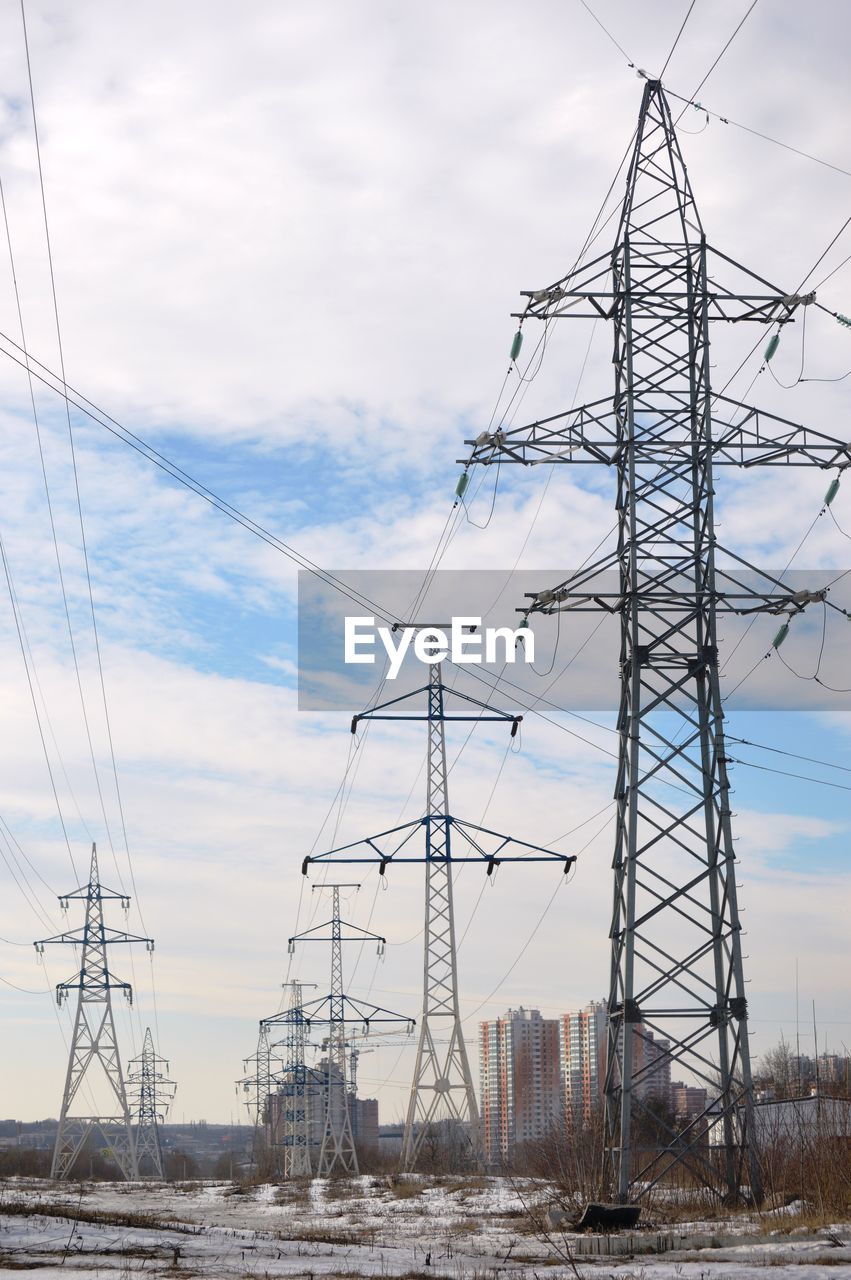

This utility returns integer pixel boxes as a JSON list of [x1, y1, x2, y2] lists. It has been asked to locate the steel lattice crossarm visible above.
[[463, 395, 851, 471], [513, 240, 817, 326], [517, 548, 837, 619], [272, 992, 415, 1036], [35, 867, 153, 1006], [304, 815, 574, 877], [350, 680, 522, 731]]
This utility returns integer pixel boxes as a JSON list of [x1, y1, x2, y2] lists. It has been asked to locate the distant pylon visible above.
[[35, 843, 153, 1181], [279, 981, 314, 1177], [238, 1024, 282, 1172], [259, 982, 321, 1178], [127, 1027, 175, 1179], [278, 884, 413, 1176]]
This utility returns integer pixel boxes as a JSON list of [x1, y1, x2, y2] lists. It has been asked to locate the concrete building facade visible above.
[[479, 1007, 561, 1162]]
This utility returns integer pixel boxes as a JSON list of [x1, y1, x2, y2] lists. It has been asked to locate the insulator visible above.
[[510, 329, 524, 362], [772, 622, 790, 650], [837, 313, 851, 328], [764, 333, 780, 362], [519, 616, 529, 629], [825, 476, 841, 507], [455, 471, 470, 500]]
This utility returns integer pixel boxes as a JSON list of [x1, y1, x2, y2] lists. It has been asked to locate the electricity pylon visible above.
[[261, 981, 319, 1177], [278, 885, 413, 1175], [462, 79, 851, 1203], [34, 843, 153, 1181], [278, 982, 313, 1177], [304, 654, 574, 1171], [238, 1024, 283, 1172], [127, 1027, 175, 1179]]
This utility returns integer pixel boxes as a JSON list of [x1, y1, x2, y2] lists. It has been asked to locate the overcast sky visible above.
[[0, 0, 849, 1126]]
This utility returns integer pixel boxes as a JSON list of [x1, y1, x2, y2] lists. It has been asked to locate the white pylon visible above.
[[35, 843, 153, 1181]]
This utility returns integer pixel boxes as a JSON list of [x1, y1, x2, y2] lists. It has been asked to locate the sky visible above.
[[0, 0, 849, 1126]]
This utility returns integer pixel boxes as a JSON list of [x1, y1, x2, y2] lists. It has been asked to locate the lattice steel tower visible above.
[[35, 843, 153, 1181], [463, 80, 851, 1202], [278, 981, 314, 1177], [305, 651, 573, 1171], [282, 885, 412, 1176], [259, 981, 318, 1177], [238, 1023, 283, 1172], [127, 1027, 175, 1179]]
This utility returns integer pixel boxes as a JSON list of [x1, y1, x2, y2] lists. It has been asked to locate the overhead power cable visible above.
[[658, 0, 697, 80], [0, 533, 77, 877], [667, 89, 851, 182], [672, 0, 761, 125], [0, 326, 394, 624]]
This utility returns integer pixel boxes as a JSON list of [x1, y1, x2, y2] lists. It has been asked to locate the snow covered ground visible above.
[[0, 1175, 848, 1278]]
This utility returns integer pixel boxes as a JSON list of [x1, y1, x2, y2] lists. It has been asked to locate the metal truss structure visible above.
[[461, 80, 851, 1203], [304, 655, 574, 1172], [279, 885, 413, 1176], [35, 843, 153, 1181], [238, 1023, 283, 1170], [262, 981, 319, 1178], [127, 1027, 175, 1179]]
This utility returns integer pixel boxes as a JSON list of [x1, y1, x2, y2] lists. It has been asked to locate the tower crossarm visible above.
[[353, 683, 521, 730], [287, 919, 386, 950], [35, 926, 153, 949], [519, 544, 838, 620], [303, 815, 574, 875], [277, 992, 414, 1035], [461, 398, 851, 470], [516, 241, 807, 326]]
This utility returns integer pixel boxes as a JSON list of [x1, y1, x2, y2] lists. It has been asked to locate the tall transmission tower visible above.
[[127, 1027, 175, 1179], [462, 80, 851, 1203], [304, 653, 574, 1171], [34, 843, 153, 1181], [278, 884, 413, 1176]]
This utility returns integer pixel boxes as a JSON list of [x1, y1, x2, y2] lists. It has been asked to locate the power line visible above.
[[729, 756, 851, 793], [0, 327, 395, 623], [673, 0, 761, 124], [0, 532, 77, 877], [659, 0, 697, 80], [727, 736, 851, 776], [667, 90, 851, 183], [577, 0, 634, 65]]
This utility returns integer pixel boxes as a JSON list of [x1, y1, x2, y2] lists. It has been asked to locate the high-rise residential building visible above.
[[479, 1007, 561, 1162], [634, 1029, 673, 1106], [560, 1000, 607, 1125], [560, 1001, 674, 1120], [672, 1081, 707, 1124]]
